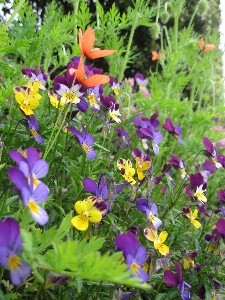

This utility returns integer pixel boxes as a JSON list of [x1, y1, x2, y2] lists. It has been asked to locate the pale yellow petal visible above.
[[74, 201, 87, 214], [144, 227, 157, 242], [192, 219, 201, 228], [88, 209, 102, 223], [158, 231, 168, 243], [158, 244, 169, 256]]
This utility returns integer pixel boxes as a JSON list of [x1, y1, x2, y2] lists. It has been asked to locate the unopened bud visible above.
[[160, 10, 170, 24], [150, 23, 161, 40], [198, 0, 208, 16]]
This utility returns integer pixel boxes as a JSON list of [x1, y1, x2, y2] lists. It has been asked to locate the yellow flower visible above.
[[183, 256, 194, 269], [48, 90, 65, 109], [117, 158, 136, 185], [135, 157, 151, 180], [144, 225, 169, 256], [13, 81, 42, 115], [185, 208, 201, 228], [71, 197, 102, 231]]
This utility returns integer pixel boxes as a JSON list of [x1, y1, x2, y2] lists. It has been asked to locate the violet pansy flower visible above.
[[164, 262, 191, 300], [163, 118, 183, 145], [26, 114, 44, 144], [115, 232, 148, 283], [186, 173, 207, 204], [134, 73, 151, 97], [0, 218, 31, 285], [136, 195, 162, 229], [168, 154, 187, 179], [202, 136, 222, 169], [138, 125, 163, 155], [22, 65, 48, 90], [100, 94, 121, 123], [132, 148, 151, 180], [115, 127, 130, 147], [67, 126, 97, 160]]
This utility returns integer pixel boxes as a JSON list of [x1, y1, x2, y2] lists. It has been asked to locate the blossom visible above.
[[48, 90, 65, 109], [115, 127, 130, 147], [205, 228, 221, 254], [168, 154, 187, 179], [163, 118, 183, 145], [115, 232, 148, 283], [152, 51, 165, 61], [139, 125, 163, 155], [132, 148, 151, 180], [87, 85, 102, 111], [22, 65, 48, 90], [55, 83, 83, 105], [189, 173, 207, 204], [134, 73, 151, 97], [183, 205, 201, 228], [83, 177, 108, 201], [0, 218, 31, 285], [100, 94, 121, 123], [164, 262, 191, 300], [78, 27, 117, 59], [25, 114, 44, 144], [9, 147, 49, 190], [183, 250, 199, 269], [67, 126, 97, 160], [13, 81, 42, 115], [144, 224, 169, 256], [69, 55, 110, 87], [117, 158, 136, 185], [136, 195, 162, 229], [199, 37, 215, 52], [202, 136, 222, 169], [71, 196, 103, 231]]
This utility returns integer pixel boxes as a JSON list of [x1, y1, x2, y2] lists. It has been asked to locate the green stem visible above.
[[118, 10, 139, 81], [163, 26, 171, 52], [73, 0, 80, 45], [173, 1, 182, 53], [187, 5, 198, 30], [4, 0, 26, 30], [96, 0, 100, 27], [95, 281, 102, 300]]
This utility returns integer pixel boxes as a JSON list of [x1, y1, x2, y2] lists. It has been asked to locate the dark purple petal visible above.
[[202, 160, 216, 173], [163, 118, 175, 131], [202, 136, 213, 154], [136, 198, 149, 212], [216, 218, 225, 235], [83, 178, 98, 193], [190, 173, 204, 189], [218, 189, 225, 201], [164, 270, 179, 286], [67, 126, 83, 141], [115, 232, 138, 258], [197, 285, 205, 299], [175, 262, 182, 282], [77, 98, 88, 112]]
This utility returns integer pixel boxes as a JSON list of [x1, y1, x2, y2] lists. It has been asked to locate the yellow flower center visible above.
[[64, 92, 75, 101], [113, 87, 119, 95], [31, 129, 38, 137], [82, 143, 90, 152], [149, 214, 155, 222], [8, 255, 20, 270], [28, 175, 39, 188], [88, 94, 97, 104], [130, 263, 139, 274], [28, 200, 39, 213]]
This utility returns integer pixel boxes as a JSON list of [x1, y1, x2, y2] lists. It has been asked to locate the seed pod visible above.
[[150, 23, 161, 40], [198, 0, 208, 16], [160, 10, 170, 24]]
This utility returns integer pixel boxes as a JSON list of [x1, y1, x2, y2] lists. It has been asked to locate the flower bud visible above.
[[198, 0, 208, 16], [160, 10, 170, 24], [150, 23, 161, 40]]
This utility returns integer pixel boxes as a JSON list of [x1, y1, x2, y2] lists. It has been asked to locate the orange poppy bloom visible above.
[[79, 27, 117, 60], [69, 56, 110, 87], [199, 37, 215, 52], [152, 51, 166, 61]]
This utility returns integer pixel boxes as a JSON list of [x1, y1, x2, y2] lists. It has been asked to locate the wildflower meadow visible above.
[[0, 0, 225, 299]]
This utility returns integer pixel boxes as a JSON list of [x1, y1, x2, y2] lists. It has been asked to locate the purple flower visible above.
[[163, 118, 183, 145], [8, 168, 49, 225], [168, 154, 186, 179], [25, 115, 44, 144], [67, 126, 97, 160], [164, 262, 191, 300], [205, 228, 221, 254], [87, 85, 102, 111], [9, 147, 49, 190], [136, 194, 162, 229], [216, 218, 225, 237], [189, 173, 207, 204], [120, 291, 136, 300], [22, 65, 48, 90], [115, 232, 148, 283], [100, 94, 121, 123], [134, 73, 151, 97], [0, 218, 31, 285], [83, 177, 108, 200], [115, 127, 130, 147], [138, 124, 163, 155], [202, 137, 222, 169]]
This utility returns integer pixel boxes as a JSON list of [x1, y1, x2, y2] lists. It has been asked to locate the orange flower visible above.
[[152, 51, 166, 61], [199, 37, 215, 52], [69, 56, 110, 87], [79, 27, 117, 59]]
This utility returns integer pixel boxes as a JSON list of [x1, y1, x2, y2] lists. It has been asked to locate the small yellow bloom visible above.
[[185, 208, 201, 228], [135, 157, 151, 180], [13, 81, 42, 115], [71, 197, 102, 231], [144, 225, 169, 256], [117, 158, 136, 185], [48, 91, 65, 109]]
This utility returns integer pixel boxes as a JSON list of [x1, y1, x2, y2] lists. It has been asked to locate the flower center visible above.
[[130, 263, 139, 274], [8, 255, 20, 270], [82, 143, 90, 152], [88, 94, 97, 104], [28, 200, 39, 213], [31, 129, 38, 137]]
